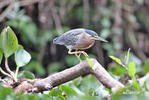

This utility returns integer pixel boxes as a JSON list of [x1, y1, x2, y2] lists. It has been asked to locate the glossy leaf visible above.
[[0, 87, 14, 100], [49, 88, 62, 96], [59, 85, 78, 96], [108, 64, 126, 76], [132, 77, 141, 91], [15, 45, 31, 67], [109, 56, 124, 66], [18, 71, 35, 79], [128, 62, 136, 77], [0, 26, 18, 58]]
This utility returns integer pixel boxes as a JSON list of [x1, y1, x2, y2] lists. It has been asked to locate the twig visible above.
[[0, 0, 11, 9], [0, 0, 14, 22], [5, 58, 16, 82], [15, 67, 20, 82], [19, 0, 42, 6], [0, 0, 41, 8], [51, 5, 63, 34], [0, 67, 13, 79]]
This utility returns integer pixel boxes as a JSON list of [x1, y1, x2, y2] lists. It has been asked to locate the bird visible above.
[[53, 28, 107, 61]]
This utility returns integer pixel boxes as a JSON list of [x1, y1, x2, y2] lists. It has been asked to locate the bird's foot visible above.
[[68, 50, 89, 62]]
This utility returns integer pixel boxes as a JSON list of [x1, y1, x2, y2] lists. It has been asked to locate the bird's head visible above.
[[84, 29, 108, 42]]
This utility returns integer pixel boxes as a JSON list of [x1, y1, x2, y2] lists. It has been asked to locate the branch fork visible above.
[[0, 58, 17, 82], [13, 59, 124, 93]]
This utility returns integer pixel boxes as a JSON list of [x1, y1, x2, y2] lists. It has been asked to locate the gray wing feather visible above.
[[53, 29, 84, 46]]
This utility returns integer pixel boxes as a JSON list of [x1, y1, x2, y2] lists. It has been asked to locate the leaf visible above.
[[0, 49, 3, 64], [109, 56, 124, 66], [142, 60, 149, 74], [145, 77, 149, 91], [15, 45, 31, 67], [0, 26, 18, 58], [49, 88, 62, 96], [18, 71, 35, 79], [125, 48, 130, 65], [86, 57, 93, 67], [0, 87, 13, 100], [132, 77, 141, 91], [109, 64, 126, 76], [86, 57, 97, 70], [59, 85, 78, 96], [128, 62, 136, 77], [79, 75, 101, 93]]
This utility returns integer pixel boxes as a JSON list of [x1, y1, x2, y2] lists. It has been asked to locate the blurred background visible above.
[[0, 0, 149, 77]]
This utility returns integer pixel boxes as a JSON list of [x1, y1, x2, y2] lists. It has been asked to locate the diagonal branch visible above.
[[14, 59, 124, 93], [0, 0, 14, 22]]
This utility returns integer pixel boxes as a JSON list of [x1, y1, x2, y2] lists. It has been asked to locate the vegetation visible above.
[[0, 0, 149, 100]]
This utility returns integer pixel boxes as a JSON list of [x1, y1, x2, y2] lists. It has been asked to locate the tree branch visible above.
[[13, 59, 124, 93], [0, 0, 41, 9], [0, 0, 14, 22]]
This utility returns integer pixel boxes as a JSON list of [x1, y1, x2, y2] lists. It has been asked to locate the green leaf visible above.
[[59, 85, 78, 96], [0, 26, 18, 58], [79, 75, 101, 93], [132, 77, 141, 91], [18, 71, 35, 79], [15, 45, 31, 67], [142, 60, 149, 74], [86, 57, 93, 67], [109, 56, 124, 66], [109, 64, 126, 76], [49, 88, 62, 96], [86, 57, 97, 70], [0, 87, 14, 100], [0, 48, 3, 64], [128, 62, 136, 77]]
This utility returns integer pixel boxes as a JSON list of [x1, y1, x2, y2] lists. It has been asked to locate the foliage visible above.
[[15, 45, 31, 67], [0, 26, 18, 58], [0, 27, 32, 81], [0, 0, 149, 99], [0, 20, 149, 100]]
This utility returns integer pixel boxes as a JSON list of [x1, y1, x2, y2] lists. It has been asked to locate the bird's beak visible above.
[[92, 36, 108, 42]]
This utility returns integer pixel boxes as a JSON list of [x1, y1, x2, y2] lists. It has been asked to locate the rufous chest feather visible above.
[[73, 32, 95, 50]]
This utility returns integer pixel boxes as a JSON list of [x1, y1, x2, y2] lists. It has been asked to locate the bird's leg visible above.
[[75, 49, 82, 61], [75, 53, 82, 61], [68, 49, 89, 60], [68, 49, 81, 61], [77, 53, 82, 59]]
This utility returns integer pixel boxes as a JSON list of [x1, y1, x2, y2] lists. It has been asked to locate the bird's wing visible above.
[[58, 29, 84, 46]]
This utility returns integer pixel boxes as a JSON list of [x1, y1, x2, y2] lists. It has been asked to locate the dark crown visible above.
[[84, 29, 98, 36]]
